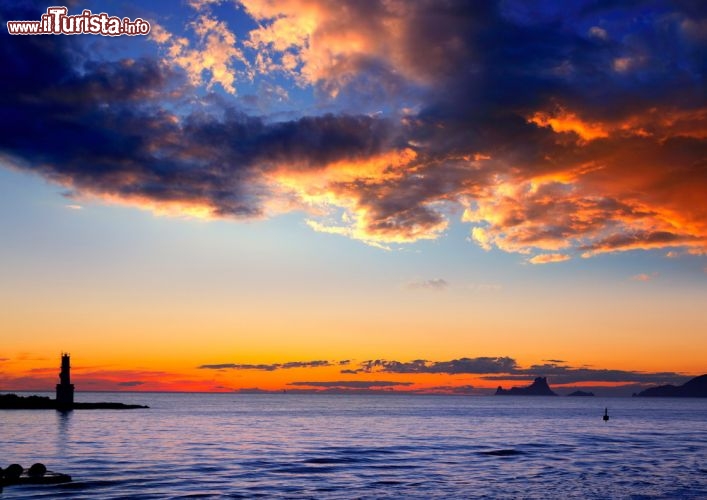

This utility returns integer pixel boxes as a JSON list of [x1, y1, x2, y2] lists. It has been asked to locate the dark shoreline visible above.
[[0, 393, 148, 410]]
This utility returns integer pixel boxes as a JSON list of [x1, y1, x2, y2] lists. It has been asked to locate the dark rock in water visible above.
[[1, 468, 71, 487], [495, 377, 557, 396], [28, 463, 47, 477], [636, 374, 707, 398], [3, 464, 22, 480], [567, 390, 595, 397], [0, 393, 148, 410]]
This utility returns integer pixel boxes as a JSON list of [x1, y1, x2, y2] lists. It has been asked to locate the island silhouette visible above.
[[567, 390, 595, 397], [636, 374, 707, 397], [0, 354, 148, 410], [495, 377, 557, 396]]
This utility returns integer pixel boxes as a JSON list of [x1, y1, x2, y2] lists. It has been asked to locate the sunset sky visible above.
[[1, 0, 705, 395]]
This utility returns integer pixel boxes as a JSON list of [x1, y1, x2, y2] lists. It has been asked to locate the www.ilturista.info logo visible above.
[[7, 6, 151, 36]]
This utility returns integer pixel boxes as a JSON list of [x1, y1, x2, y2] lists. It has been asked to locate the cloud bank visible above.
[[195, 355, 688, 386], [199, 360, 331, 371], [347, 357, 685, 385]]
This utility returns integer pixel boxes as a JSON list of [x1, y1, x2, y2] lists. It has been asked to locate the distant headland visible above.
[[635, 374, 707, 398], [567, 390, 595, 397], [0, 353, 148, 410], [495, 377, 557, 396]]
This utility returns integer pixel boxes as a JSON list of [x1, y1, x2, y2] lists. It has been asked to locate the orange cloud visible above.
[[529, 108, 609, 141], [528, 253, 571, 264], [465, 172, 706, 259], [267, 148, 449, 246], [240, 0, 453, 96], [151, 17, 249, 93], [459, 109, 707, 260], [100, 193, 221, 220], [530, 106, 707, 142]]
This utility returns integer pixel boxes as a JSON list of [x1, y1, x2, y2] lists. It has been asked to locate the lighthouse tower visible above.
[[56, 353, 75, 410]]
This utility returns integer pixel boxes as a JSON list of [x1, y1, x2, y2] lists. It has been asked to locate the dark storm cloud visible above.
[[0, 3, 395, 218], [398, 0, 706, 166], [292, 0, 707, 251], [392, 1, 706, 251], [1, 1, 706, 254]]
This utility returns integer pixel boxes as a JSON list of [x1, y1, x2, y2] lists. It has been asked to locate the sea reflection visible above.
[[55, 409, 73, 451]]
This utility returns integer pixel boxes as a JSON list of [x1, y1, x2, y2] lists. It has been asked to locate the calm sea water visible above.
[[1, 393, 706, 499]]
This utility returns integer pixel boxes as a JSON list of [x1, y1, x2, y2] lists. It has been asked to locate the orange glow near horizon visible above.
[[2, 248, 706, 394], [2, 337, 704, 394]]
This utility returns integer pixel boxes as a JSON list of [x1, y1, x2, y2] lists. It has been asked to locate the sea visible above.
[[1, 392, 706, 499]]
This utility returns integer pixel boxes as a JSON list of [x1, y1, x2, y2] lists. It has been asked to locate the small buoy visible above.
[[603, 407, 609, 422]]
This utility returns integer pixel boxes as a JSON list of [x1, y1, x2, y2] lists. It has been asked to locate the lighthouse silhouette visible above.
[[56, 353, 75, 411]]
